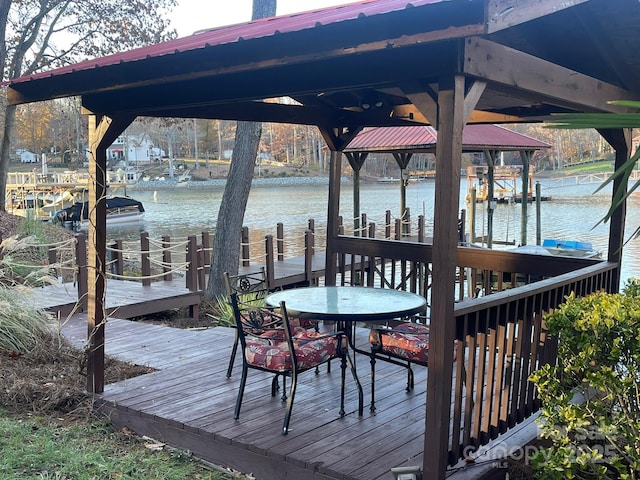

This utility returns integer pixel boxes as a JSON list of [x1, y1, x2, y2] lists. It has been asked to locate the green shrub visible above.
[[530, 279, 640, 479], [0, 287, 55, 354], [207, 293, 266, 328]]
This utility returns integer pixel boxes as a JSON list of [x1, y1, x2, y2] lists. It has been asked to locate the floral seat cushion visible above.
[[245, 336, 339, 372], [379, 323, 431, 364], [289, 317, 319, 330], [377, 323, 457, 365]]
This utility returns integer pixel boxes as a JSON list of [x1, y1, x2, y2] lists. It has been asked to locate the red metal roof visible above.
[[345, 125, 552, 152], [8, 0, 444, 85]]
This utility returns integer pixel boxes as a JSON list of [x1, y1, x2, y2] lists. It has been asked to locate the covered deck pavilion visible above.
[[5, 1, 640, 478], [342, 124, 551, 244]]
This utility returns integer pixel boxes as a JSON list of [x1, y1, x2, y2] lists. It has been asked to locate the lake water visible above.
[[107, 179, 640, 285]]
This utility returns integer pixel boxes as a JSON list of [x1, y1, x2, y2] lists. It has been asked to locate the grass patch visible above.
[[560, 159, 613, 175], [0, 410, 238, 479]]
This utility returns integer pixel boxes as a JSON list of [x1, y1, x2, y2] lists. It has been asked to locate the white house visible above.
[[17, 149, 37, 163], [107, 133, 163, 165]]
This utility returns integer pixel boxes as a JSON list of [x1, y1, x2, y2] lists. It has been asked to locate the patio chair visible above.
[[223, 268, 320, 378], [368, 318, 457, 411], [230, 292, 347, 435], [223, 269, 271, 378]]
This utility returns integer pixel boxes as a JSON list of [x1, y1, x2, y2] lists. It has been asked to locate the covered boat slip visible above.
[[6, 1, 640, 478]]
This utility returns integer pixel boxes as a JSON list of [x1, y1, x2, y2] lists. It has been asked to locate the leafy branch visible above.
[[546, 101, 640, 238]]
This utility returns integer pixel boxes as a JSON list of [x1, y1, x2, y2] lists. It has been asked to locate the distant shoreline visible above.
[[126, 176, 345, 191]]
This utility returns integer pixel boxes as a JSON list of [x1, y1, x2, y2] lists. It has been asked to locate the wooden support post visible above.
[[109, 240, 124, 277], [140, 232, 151, 286], [418, 215, 425, 242], [201, 231, 211, 274], [75, 233, 88, 312], [48, 246, 57, 274], [368, 222, 376, 238], [485, 150, 497, 248], [469, 188, 477, 243], [84, 112, 133, 395], [520, 151, 532, 245], [304, 229, 314, 285], [324, 150, 343, 286], [265, 234, 275, 289], [86, 117, 106, 394], [385, 210, 392, 239], [276, 222, 284, 261], [424, 75, 467, 480], [308, 218, 316, 258], [186, 235, 198, 291], [162, 235, 172, 280], [395, 218, 401, 240], [597, 127, 631, 293], [535, 183, 542, 246], [241, 226, 250, 267], [404, 207, 411, 237], [197, 242, 205, 291]]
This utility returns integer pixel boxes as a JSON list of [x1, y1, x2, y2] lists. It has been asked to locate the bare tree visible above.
[[0, 0, 177, 210], [205, 0, 276, 301]]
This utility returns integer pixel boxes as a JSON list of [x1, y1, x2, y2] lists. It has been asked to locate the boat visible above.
[[541, 239, 601, 258], [52, 196, 145, 230], [511, 239, 601, 259], [377, 176, 400, 183]]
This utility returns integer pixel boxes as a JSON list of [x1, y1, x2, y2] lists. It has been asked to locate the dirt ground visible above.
[[0, 211, 169, 418]]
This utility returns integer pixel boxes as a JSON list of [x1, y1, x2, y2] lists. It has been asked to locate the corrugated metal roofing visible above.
[[344, 125, 551, 152], [9, 0, 444, 85]]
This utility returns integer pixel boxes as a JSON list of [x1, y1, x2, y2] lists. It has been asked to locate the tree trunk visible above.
[[0, 104, 17, 211], [0, 0, 13, 212], [205, 0, 276, 301], [205, 121, 262, 300]]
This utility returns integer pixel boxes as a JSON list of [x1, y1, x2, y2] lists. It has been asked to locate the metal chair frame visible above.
[[230, 292, 347, 435]]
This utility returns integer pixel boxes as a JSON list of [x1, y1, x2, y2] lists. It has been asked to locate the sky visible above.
[[171, 0, 355, 36]]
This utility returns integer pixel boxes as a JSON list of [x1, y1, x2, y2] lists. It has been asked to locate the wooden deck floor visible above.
[[59, 309, 542, 480], [60, 314, 435, 480]]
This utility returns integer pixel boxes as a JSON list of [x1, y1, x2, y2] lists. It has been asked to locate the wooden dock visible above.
[[31, 278, 202, 319]]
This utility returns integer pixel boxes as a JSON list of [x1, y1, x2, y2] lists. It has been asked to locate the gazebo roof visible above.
[[6, 0, 640, 133], [344, 125, 552, 153]]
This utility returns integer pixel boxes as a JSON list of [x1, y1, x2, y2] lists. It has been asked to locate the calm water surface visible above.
[[108, 179, 640, 284]]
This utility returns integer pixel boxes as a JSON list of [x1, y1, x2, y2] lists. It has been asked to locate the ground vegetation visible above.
[[0, 212, 244, 479], [530, 279, 640, 479]]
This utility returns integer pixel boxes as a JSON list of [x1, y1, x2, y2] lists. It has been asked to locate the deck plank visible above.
[[64, 317, 537, 480]]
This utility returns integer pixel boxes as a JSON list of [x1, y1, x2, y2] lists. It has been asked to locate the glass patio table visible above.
[[265, 286, 427, 415]]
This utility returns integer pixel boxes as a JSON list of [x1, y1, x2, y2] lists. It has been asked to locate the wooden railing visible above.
[[450, 261, 616, 463], [328, 234, 615, 465]]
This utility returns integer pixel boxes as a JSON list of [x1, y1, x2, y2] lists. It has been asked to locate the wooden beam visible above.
[[486, 0, 590, 33], [464, 80, 487, 124], [85, 100, 423, 128], [318, 125, 362, 152], [345, 152, 368, 237], [392, 104, 521, 125], [400, 82, 438, 127], [424, 74, 469, 480], [85, 113, 134, 394], [463, 37, 638, 113]]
